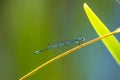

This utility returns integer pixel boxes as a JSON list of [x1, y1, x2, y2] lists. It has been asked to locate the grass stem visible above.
[[19, 27, 120, 80]]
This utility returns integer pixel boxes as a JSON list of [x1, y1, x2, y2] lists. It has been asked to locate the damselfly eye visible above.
[[81, 38, 85, 41]]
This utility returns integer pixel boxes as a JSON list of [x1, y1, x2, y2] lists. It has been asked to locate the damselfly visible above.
[[34, 38, 85, 54]]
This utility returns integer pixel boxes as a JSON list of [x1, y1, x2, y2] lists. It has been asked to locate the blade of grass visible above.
[[19, 27, 120, 80], [84, 3, 120, 65]]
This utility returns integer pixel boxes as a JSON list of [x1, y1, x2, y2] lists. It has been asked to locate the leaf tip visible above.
[[83, 2, 87, 8], [115, 27, 120, 33], [83, 2, 90, 12]]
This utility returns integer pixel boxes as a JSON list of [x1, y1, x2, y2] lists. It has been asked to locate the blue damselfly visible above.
[[34, 38, 85, 54]]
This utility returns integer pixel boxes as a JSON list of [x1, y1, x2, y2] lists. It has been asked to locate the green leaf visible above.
[[84, 3, 120, 65]]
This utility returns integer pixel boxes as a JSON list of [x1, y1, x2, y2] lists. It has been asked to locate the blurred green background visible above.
[[0, 0, 120, 80]]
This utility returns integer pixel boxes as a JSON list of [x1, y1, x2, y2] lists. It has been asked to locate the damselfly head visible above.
[[81, 38, 85, 41], [73, 38, 85, 44], [81, 38, 85, 44], [74, 38, 85, 42]]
